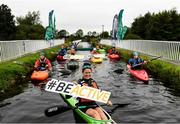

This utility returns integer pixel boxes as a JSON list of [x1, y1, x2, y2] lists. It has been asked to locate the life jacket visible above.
[[39, 58, 47, 68], [78, 78, 98, 103], [59, 48, 66, 56], [109, 49, 117, 54], [128, 58, 144, 69], [129, 58, 143, 66]]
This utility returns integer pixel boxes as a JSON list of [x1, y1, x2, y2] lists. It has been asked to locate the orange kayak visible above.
[[31, 71, 49, 81]]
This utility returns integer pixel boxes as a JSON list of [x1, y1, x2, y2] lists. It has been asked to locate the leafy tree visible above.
[[131, 12, 151, 39], [16, 11, 41, 25], [76, 29, 83, 38], [58, 29, 67, 38], [130, 9, 180, 41], [0, 4, 16, 40], [100, 31, 109, 39], [15, 11, 45, 39]]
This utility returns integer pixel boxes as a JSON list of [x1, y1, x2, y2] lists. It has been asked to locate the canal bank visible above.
[[103, 44, 180, 96], [0, 45, 60, 101]]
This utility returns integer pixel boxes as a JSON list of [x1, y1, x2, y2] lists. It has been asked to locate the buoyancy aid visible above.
[[39, 58, 47, 68], [78, 78, 98, 103]]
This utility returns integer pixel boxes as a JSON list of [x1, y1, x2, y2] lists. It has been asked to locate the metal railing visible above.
[[101, 39, 180, 62], [0, 39, 64, 62]]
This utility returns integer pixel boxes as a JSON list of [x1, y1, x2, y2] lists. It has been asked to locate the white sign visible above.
[[45, 79, 111, 103], [93, 54, 106, 58], [64, 54, 85, 60]]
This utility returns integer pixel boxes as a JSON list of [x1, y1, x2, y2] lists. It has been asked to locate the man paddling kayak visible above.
[[34, 52, 52, 71], [58, 45, 67, 56], [108, 46, 119, 55], [128, 52, 147, 70], [76, 63, 112, 120]]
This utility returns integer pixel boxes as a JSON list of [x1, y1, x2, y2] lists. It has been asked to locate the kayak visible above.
[[76, 48, 93, 51], [60, 94, 116, 124], [91, 57, 103, 63], [127, 64, 149, 82], [31, 70, 49, 81], [108, 54, 120, 60], [97, 49, 106, 54], [57, 55, 66, 61], [67, 60, 79, 70]]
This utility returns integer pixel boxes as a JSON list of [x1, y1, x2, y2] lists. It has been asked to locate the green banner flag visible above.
[[117, 9, 127, 40], [45, 10, 56, 41]]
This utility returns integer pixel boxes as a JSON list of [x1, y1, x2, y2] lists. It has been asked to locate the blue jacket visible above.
[[128, 58, 144, 69], [58, 48, 67, 56]]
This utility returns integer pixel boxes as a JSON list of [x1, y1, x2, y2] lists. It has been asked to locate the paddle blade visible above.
[[44, 105, 72, 117]]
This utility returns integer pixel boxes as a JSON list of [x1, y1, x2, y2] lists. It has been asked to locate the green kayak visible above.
[[60, 94, 116, 124], [97, 49, 106, 54]]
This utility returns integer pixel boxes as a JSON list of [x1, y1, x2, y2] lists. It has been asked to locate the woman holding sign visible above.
[[77, 63, 112, 120]]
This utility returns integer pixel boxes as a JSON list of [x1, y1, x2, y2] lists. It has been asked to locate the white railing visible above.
[[0, 39, 64, 62], [101, 39, 180, 62]]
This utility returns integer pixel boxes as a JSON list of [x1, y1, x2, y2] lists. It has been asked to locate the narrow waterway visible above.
[[0, 50, 180, 123]]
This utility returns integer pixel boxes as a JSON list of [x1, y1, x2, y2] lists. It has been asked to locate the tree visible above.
[[100, 31, 109, 39], [76, 29, 83, 38], [0, 4, 16, 40], [130, 9, 180, 41], [58, 29, 67, 38], [15, 11, 45, 39], [16, 11, 41, 25], [131, 12, 151, 39]]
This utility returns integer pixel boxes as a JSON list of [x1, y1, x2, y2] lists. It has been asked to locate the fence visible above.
[[101, 39, 180, 62], [0, 39, 64, 62]]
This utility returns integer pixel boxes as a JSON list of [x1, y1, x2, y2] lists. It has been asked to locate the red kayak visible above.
[[127, 64, 149, 82], [108, 54, 120, 60], [57, 55, 66, 61]]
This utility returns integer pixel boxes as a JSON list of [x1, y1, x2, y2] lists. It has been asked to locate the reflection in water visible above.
[[0, 51, 180, 123]]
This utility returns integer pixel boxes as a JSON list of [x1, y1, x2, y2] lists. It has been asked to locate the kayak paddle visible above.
[[132, 56, 162, 68], [44, 103, 130, 117]]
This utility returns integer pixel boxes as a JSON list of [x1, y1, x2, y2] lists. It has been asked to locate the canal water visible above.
[[0, 50, 180, 123]]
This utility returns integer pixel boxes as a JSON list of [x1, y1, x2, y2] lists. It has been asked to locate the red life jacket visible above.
[[78, 78, 98, 103]]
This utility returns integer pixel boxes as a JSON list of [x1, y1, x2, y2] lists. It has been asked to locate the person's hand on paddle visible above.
[[72, 81, 78, 85], [107, 100, 113, 106], [143, 61, 148, 64]]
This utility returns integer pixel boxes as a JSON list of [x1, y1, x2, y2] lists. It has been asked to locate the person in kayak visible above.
[[67, 46, 76, 55], [91, 48, 98, 54], [128, 52, 147, 70], [77, 63, 112, 120], [108, 46, 119, 55], [34, 52, 52, 71], [96, 45, 100, 53], [58, 45, 67, 56]]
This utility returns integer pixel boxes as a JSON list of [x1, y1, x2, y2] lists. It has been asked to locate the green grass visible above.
[[0, 45, 60, 101]]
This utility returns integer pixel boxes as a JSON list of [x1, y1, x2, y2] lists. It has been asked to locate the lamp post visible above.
[[102, 25, 104, 39]]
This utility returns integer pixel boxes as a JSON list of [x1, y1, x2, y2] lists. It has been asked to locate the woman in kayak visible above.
[[128, 52, 147, 70], [77, 63, 112, 120], [34, 52, 52, 71]]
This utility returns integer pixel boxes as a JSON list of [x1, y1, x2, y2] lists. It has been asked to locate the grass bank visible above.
[[0, 46, 60, 101], [103, 45, 180, 96]]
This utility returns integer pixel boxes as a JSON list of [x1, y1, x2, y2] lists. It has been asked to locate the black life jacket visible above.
[[39, 58, 47, 68]]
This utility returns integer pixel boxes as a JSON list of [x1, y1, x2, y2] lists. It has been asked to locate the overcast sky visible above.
[[1, 0, 180, 34]]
